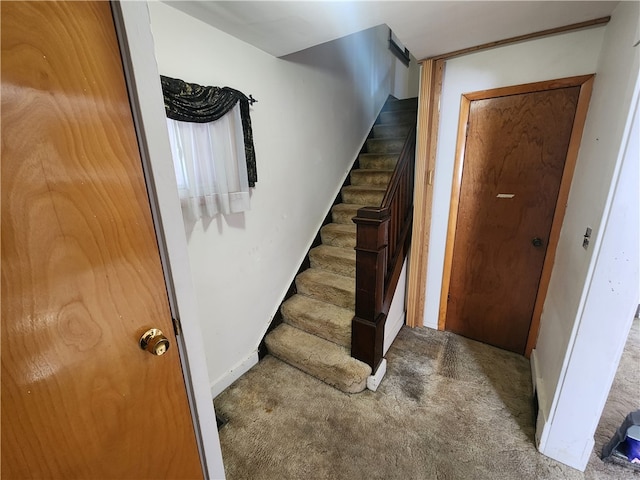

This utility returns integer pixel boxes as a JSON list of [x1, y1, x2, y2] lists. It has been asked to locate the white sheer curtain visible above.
[[166, 103, 251, 221]]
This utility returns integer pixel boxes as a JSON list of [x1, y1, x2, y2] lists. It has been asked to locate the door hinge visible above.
[[172, 317, 182, 336]]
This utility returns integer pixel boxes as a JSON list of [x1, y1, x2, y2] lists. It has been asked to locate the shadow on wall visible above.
[[183, 211, 247, 239], [281, 25, 394, 124]]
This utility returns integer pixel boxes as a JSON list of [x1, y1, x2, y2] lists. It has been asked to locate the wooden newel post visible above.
[[351, 206, 390, 370]]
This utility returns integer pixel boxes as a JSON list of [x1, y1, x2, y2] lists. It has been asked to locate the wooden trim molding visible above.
[[406, 59, 444, 327], [524, 75, 595, 356], [428, 17, 610, 62], [437, 76, 595, 356], [463, 74, 594, 100], [437, 95, 471, 330]]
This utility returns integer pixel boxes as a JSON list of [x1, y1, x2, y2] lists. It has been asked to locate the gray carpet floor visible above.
[[214, 318, 639, 479]]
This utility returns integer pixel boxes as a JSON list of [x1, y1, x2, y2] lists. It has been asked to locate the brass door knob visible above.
[[139, 328, 170, 356]]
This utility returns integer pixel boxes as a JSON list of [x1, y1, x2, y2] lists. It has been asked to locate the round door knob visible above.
[[532, 237, 543, 248], [139, 328, 170, 356]]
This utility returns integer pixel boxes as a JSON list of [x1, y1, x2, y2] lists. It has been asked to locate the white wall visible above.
[[423, 26, 606, 329], [148, 2, 419, 394], [384, 258, 408, 355], [534, 2, 640, 470], [539, 71, 638, 473], [116, 3, 225, 478]]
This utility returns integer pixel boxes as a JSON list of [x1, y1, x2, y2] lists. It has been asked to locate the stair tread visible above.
[[352, 168, 395, 174], [296, 267, 355, 309], [265, 324, 371, 394], [375, 120, 416, 126], [366, 136, 408, 142], [341, 186, 385, 208], [310, 244, 356, 262], [320, 222, 356, 248], [359, 153, 399, 158], [297, 268, 354, 293], [332, 203, 368, 213], [281, 294, 353, 347], [358, 153, 399, 170], [373, 124, 412, 135], [366, 137, 406, 154], [321, 222, 357, 233], [351, 169, 393, 187], [378, 110, 418, 124], [342, 185, 387, 192], [331, 203, 366, 225], [382, 97, 418, 112], [359, 152, 399, 159], [309, 244, 356, 277]]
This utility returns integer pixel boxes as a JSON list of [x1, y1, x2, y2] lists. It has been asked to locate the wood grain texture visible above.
[[445, 87, 580, 354], [1, 2, 202, 478], [406, 59, 444, 328], [428, 17, 610, 61], [463, 75, 593, 101], [438, 96, 471, 330]]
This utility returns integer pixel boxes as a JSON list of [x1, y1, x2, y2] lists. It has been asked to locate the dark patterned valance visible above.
[[160, 75, 257, 187]]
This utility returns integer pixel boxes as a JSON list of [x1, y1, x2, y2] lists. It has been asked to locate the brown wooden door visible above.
[[446, 86, 580, 354], [1, 2, 203, 478]]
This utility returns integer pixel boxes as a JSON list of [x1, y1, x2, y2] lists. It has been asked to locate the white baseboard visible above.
[[531, 348, 550, 449], [535, 404, 549, 449], [384, 312, 405, 355], [541, 435, 594, 472], [530, 348, 539, 395], [210, 350, 259, 399], [367, 358, 387, 391]]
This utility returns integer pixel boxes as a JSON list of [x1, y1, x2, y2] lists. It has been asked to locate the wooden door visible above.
[[1, 2, 203, 478], [445, 86, 580, 354]]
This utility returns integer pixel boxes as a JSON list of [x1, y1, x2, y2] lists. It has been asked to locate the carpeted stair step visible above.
[[331, 203, 363, 224], [280, 294, 353, 348], [366, 137, 405, 154], [359, 153, 399, 170], [350, 169, 393, 187], [309, 244, 356, 277], [382, 97, 418, 112], [377, 109, 417, 125], [295, 268, 354, 309], [341, 185, 386, 206], [320, 223, 356, 247], [264, 324, 371, 394], [373, 123, 412, 139]]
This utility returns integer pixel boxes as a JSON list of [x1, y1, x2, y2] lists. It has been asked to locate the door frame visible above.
[[111, 3, 226, 478], [405, 18, 610, 332], [437, 75, 594, 357]]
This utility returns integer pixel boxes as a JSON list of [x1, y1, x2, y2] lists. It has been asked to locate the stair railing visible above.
[[352, 123, 417, 370]]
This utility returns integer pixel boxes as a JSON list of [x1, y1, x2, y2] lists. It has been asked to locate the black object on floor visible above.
[[216, 414, 228, 431]]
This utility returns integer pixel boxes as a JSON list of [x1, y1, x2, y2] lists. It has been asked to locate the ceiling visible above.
[[163, 1, 617, 60]]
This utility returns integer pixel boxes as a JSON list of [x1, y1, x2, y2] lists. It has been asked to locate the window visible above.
[[166, 104, 250, 221], [160, 75, 257, 221]]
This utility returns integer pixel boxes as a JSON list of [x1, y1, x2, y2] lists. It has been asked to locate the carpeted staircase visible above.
[[265, 97, 418, 394]]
